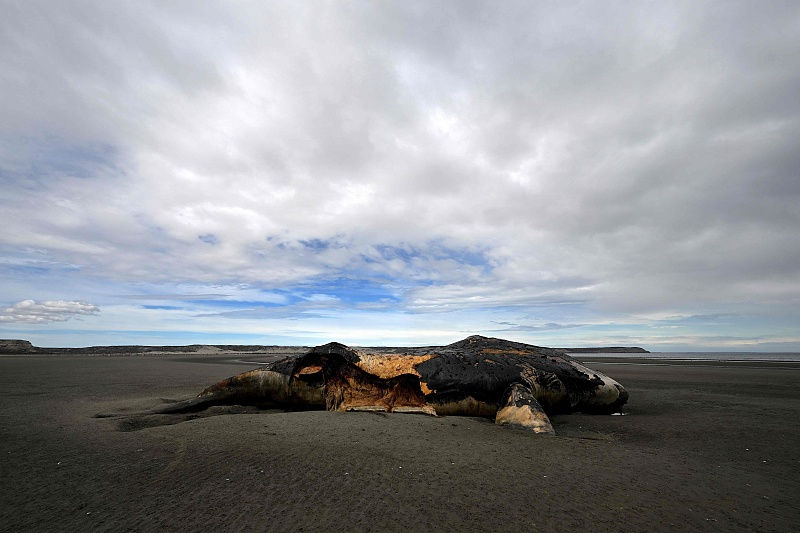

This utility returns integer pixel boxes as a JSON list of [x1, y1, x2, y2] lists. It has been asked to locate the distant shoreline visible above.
[[0, 338, 649, 355], [0, 339, 308, 355], [5, 340, 800, 360], [560, 346, 649, 353]]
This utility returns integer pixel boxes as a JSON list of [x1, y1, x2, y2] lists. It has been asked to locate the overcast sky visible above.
[[1, 1, 798, 350]]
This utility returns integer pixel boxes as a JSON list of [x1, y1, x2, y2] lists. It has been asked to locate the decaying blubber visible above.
[[163, 335, 628, 434]]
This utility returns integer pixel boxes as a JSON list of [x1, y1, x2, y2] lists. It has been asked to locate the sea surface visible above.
[[569, 351, 800, 362]]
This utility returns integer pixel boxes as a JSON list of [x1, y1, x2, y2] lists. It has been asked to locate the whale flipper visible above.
[[495, 383, 555, 434]]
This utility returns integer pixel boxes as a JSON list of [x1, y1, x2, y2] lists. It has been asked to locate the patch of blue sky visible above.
[[298, 238, 333, 251], [430, 245, 491, 268], [654, 315, 788, 341], [673, 313, 738, 323], [488, 321, 586, 332], [580, 322, 653, 332], [185, 299, 285, 309], [141, 305, 184, 310], [373, 241, 491, 268], [0, 251, 82, 275], [482, 311, 729, 343], [293, 276, 402, 306], [2, 264, 55, 276], [535, 317, 788, 349], [120, 284, 289, 304], [197, 233, 219, 245], [1, 135, 119, 185], [489, 301, 588, 315], [0, 268, 119, 308], [194, 307, 331, 320], [372, 244, 419, 263]]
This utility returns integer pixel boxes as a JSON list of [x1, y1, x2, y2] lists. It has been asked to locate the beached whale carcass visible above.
[[164, 336, 628, 434]]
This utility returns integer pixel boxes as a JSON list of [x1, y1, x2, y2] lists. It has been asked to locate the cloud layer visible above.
[[1, 1, 798, 348]]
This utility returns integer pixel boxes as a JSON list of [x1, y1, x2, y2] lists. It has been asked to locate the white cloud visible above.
[[0, 300, 99, 323]]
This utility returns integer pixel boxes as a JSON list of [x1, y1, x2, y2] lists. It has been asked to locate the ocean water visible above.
[[568, 352, 800, 363]]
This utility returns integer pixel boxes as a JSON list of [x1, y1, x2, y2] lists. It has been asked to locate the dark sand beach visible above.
[[1, 353, 799, 532]]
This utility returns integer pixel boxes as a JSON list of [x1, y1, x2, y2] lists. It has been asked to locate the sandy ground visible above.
[[1, 354, 799, 532]]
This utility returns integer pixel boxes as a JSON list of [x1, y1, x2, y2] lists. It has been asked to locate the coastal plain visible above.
[[1, 351, 798, 531]]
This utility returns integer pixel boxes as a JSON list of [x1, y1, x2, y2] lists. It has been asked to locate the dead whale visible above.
[[159, 335, 628, 434]]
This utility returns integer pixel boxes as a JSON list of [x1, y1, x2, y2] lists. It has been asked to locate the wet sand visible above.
[[1, 354, 799, 531]]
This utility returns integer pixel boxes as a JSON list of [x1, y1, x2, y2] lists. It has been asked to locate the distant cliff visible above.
[[562, 347, 650, 353], [0, 339, 37, 353]]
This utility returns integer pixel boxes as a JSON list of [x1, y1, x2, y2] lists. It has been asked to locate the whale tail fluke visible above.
[[148, 396, 217, 414]]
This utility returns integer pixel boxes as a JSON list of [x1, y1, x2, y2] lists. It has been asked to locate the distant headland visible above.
[[0, 338, 649, 355], [561, 346, 650, 353]]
